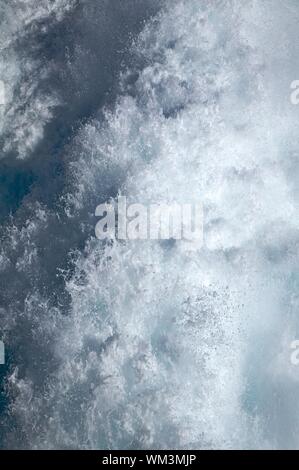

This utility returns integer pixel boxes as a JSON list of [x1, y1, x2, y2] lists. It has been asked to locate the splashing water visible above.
[[1, 0, 299, 450]]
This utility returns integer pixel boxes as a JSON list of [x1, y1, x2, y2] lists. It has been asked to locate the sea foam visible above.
[[2, 0, 299, 450]]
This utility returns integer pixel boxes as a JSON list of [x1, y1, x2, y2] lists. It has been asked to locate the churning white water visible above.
[[1, 0, 299, 449]]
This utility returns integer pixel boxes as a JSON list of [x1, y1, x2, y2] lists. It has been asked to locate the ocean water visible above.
[[1, 0, 299, 449]]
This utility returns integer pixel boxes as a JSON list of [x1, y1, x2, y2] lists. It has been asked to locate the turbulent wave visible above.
[[0, 0, 76, 159], [1, 0, 299, 450]]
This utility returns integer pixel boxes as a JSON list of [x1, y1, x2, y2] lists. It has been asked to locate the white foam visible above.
[[0, 0, 76, 159], [4, 0, 299, 449]]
